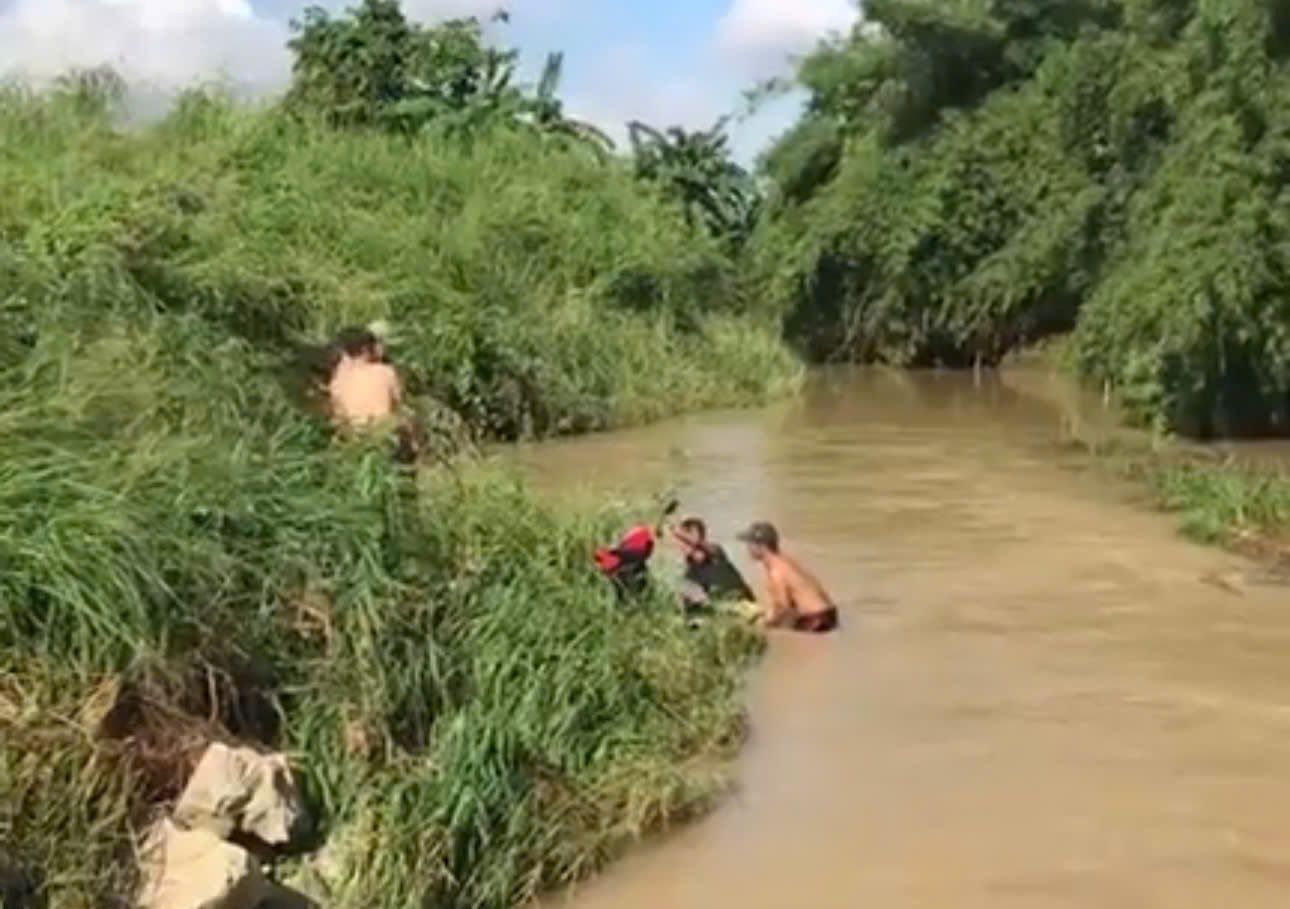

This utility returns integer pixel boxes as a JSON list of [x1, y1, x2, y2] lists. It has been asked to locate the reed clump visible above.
[[1140, 459, 1290, 553]]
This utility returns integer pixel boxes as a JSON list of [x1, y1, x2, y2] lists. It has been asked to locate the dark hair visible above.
[[737, 521, 780, 551], [679, 517, 707, 540], [336, 327, 380, 359]]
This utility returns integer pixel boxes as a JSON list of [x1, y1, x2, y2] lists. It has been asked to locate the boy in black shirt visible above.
[[673, 517, 755, 611]]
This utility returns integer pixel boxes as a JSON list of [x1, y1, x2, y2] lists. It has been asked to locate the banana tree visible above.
[[628, 120, 761, 248], [524, 52, 616, 156]]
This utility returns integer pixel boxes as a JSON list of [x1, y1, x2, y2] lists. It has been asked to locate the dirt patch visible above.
[[95, 659, 283, 809]]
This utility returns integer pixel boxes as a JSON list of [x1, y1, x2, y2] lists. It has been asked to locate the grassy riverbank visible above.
[[0, 77, 786, 906], [1, 449, 764, 907], [1123, 453, 1290, 560], [1006, 354, 1290, 562], [2, 86, 798, 440]]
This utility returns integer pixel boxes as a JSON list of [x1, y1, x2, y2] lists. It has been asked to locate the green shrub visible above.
[[0, 313, 766, 906], [0, 428, 763, 907], [1146, 461, 1290, 544]]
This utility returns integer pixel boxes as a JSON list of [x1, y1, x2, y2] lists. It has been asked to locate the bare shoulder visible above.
[[780, 553, 814, 582]]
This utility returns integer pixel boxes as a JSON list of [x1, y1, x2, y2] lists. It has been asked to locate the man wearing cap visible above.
[[738, 522, 839, 633]]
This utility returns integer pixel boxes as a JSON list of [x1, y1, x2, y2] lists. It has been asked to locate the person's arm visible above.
[[670, 530, 704, 560], [388, 368, 403, 409]]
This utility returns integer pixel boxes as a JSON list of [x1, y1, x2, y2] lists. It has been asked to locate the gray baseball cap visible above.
[[736, 521, 779, 548]]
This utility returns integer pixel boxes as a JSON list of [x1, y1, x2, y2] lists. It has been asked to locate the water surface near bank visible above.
[[515, 368, 1290, 908]]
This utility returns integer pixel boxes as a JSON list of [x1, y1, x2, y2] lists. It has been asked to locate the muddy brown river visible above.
[[516, 368, 1290, 909]]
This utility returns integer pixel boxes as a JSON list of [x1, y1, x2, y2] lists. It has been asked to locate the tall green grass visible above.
[[0, 430, 763, 906], [0, 86, 797, 438], [0, 85, 781, 907]]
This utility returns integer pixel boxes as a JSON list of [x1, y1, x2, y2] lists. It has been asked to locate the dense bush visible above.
[[755, 0, 1290, 436]]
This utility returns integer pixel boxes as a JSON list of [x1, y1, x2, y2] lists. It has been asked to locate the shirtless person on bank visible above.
[[327, 328, 402, 429], [326, 327, 426, 466], [737, 522, 840, 634]]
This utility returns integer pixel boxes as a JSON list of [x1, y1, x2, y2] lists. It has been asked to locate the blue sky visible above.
[[0, 0, 859, 161]]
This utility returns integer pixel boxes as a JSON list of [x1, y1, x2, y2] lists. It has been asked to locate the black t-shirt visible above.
[[684, 543, 754, 602]]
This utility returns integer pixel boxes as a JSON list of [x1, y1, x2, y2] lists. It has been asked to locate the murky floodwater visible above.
[[516, 368, 1290, 909]]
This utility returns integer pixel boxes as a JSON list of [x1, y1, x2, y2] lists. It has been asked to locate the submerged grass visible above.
[[1061, 421, 1290, 557], [1139, 460, 1290, 553], [0, 85, 781, 907], [1008, 353, 1290, 558]]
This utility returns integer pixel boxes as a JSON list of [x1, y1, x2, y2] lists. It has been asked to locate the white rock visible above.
[[174, 743, 302, 846], [137, 820, 268, 909]]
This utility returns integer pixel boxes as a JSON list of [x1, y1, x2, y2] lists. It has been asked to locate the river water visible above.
[[516, 368, 1290, 909]]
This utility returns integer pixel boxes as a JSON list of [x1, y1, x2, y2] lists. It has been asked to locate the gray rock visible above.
[[173, 744, 302, 847], [136, 820, 268, 909]]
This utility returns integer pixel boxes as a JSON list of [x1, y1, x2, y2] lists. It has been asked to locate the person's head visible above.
[[678, 517, 708, 543], [676, 517, 708, 561], [336, 327, 384, 364], [737, 521, 780, 562]]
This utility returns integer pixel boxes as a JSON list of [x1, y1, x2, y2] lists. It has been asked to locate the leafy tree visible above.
[[753, 0, 1290, 436], [525, 51, 616, 155], [286, 0, 423, 128], [285, 0, 611, 152], [53, 65, 127, 117]]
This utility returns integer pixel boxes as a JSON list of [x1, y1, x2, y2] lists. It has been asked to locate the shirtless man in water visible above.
[[737, 522, 839, 633]]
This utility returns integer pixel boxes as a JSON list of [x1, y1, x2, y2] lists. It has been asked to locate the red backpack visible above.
[[593, 523, 655, 575]]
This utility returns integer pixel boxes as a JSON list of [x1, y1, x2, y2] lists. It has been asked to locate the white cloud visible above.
[[563, 4, 858, 164], [561, 42, 727, 153], [0, 0, 292, 93], [717, 0, 858, 77], [0, 0, 560, 96], [561, 42, 803, 166], [0, 0, 834, 161]]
